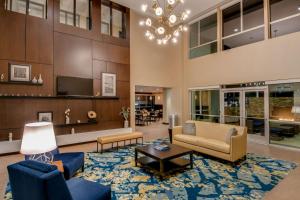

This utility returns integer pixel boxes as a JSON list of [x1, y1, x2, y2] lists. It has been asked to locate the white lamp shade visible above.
[[292, 106, 300, 114], [20, 122, 57, 155]]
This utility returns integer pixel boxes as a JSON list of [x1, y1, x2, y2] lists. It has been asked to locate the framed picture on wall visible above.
[[37, 112, 53, 122], [102, 73, 116, 96], [9, 63, 31, 82]]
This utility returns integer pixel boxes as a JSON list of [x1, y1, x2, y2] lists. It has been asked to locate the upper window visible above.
[[59, 0, 91, 30], [189, 13, 218, 59], [5, 0, 47, 19], [270, 0, 300, 38], [101, 1, 127, 39], [222, 0, 264, 50]]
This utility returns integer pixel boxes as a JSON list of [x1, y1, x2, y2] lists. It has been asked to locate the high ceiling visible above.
[[111, 0, 224, 21]]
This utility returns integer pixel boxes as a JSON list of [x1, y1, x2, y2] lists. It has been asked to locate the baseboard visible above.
[[0, 127, 132, 155]]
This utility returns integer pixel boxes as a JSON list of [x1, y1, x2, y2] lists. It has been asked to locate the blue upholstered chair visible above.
[[7, 160, 111, 200], [25, 148, 85, 180], [52, 149, 85, 180]]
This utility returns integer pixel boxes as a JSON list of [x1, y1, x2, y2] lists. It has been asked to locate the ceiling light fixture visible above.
[[139, 0, 191, 45]]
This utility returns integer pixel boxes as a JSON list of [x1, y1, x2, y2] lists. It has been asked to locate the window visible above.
[[101, 4, 110, 35], [101, 1, 127, 39], [191, 89, 220, 123], [189, 13, 218, 59], [270, 0, 300, 38], [222, 0, 264, 50], [59, 0, 91, 30], [5, 0, 47, 19], [112, 9, 124, 38], [269, 82, 300, 148]]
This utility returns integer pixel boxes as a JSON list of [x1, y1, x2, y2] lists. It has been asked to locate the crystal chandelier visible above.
[[139, 0, 190, 45]]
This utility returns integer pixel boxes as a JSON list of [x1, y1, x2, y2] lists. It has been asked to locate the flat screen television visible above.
[[57, 76, 93, 96]]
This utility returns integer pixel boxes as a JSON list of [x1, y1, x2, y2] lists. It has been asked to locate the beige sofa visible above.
[[172, 121, 247, 162]]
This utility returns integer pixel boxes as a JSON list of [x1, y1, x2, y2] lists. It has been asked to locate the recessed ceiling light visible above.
[[298, 6, 300, 11], [234, 28, 239, 32]]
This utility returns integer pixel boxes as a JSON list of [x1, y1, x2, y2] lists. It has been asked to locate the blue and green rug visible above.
[[4, 140, 297, 200]]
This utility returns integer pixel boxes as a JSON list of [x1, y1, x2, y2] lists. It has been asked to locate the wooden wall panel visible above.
[[26, 16, 53, 64], [117, 81, 130, 99], [107, 62, 130, 81], [93, 42, 110, 61], [0, 11, 26, 61], [54, 32, 92, 79], [93, 79, 101, 96], [0, 61, 54, 96], [92, 60, 107, 79], [108, 45, 130, 64], [93, 41, 130, 64], [0, 0, 130, 142]]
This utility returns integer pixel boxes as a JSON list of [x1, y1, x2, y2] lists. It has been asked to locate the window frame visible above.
[[221, 0, 265, 41], [101, 0, 127, 39], [269, 0, 300, 38], [189, 87, 221, 122], [4, 0, 48, 19], [189, 10, 218, 51], [59, 0, 92, 30]]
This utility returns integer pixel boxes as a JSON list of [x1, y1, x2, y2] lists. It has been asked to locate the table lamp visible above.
[[20, 122, 57, 163]]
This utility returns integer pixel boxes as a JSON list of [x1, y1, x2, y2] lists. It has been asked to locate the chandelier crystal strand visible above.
[[139, 0, 190, 45]]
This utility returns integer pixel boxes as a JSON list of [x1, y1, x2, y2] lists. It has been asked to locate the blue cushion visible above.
[[54, 152, 84, 179], [67, 178, 111, 200], [19, 160, 57, 173]]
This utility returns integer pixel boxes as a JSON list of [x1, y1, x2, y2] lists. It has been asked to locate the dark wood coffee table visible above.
[[135, 144, 193, 178]]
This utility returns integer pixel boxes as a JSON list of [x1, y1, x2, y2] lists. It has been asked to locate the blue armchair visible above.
[[53, 149, 85, 180], [25, 148, 85, 180], [7, 160, 111, 200]]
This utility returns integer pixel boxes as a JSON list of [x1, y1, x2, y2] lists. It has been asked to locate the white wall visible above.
[[130, 11, 183, 128], [183, 31, 300, 121]]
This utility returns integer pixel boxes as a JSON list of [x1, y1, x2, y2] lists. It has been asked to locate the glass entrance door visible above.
[[222, 92, 241, 126], [244, 90, 269, 143], [221, 87, 269, 143]]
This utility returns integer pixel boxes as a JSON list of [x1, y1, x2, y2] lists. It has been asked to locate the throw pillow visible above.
[[183, 122, 196, 136], [226, 127, 238, 144]]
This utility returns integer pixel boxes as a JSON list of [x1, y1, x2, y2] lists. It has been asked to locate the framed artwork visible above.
[[37, 112, 53, 122], [102, 73, 116, 96], [9, 63, 31, 82]]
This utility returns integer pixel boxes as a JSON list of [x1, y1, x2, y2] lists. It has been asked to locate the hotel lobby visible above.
[[1, 0, 300, 199]]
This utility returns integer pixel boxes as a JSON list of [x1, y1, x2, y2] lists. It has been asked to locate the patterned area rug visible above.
[[5, 139, 297, 200]]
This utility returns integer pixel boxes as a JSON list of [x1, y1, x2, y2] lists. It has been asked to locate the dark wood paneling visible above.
[[26, 16, 53, 64], [93, 79, 101, 96], [92, 60, 107, 79], [26, 0, 53, 64], [93, 41, 130, 64], [108, 44, 130, 64], [0, 0, 130, 142], [0, 11, 26, 61], [0, 60, 54, 96], [54, 32, 93, 78], [107, 62, 130, 81], [117, 81, 130, 99]]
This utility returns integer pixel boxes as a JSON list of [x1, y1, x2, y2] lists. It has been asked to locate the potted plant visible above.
[[120, 107, 130, 128]]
